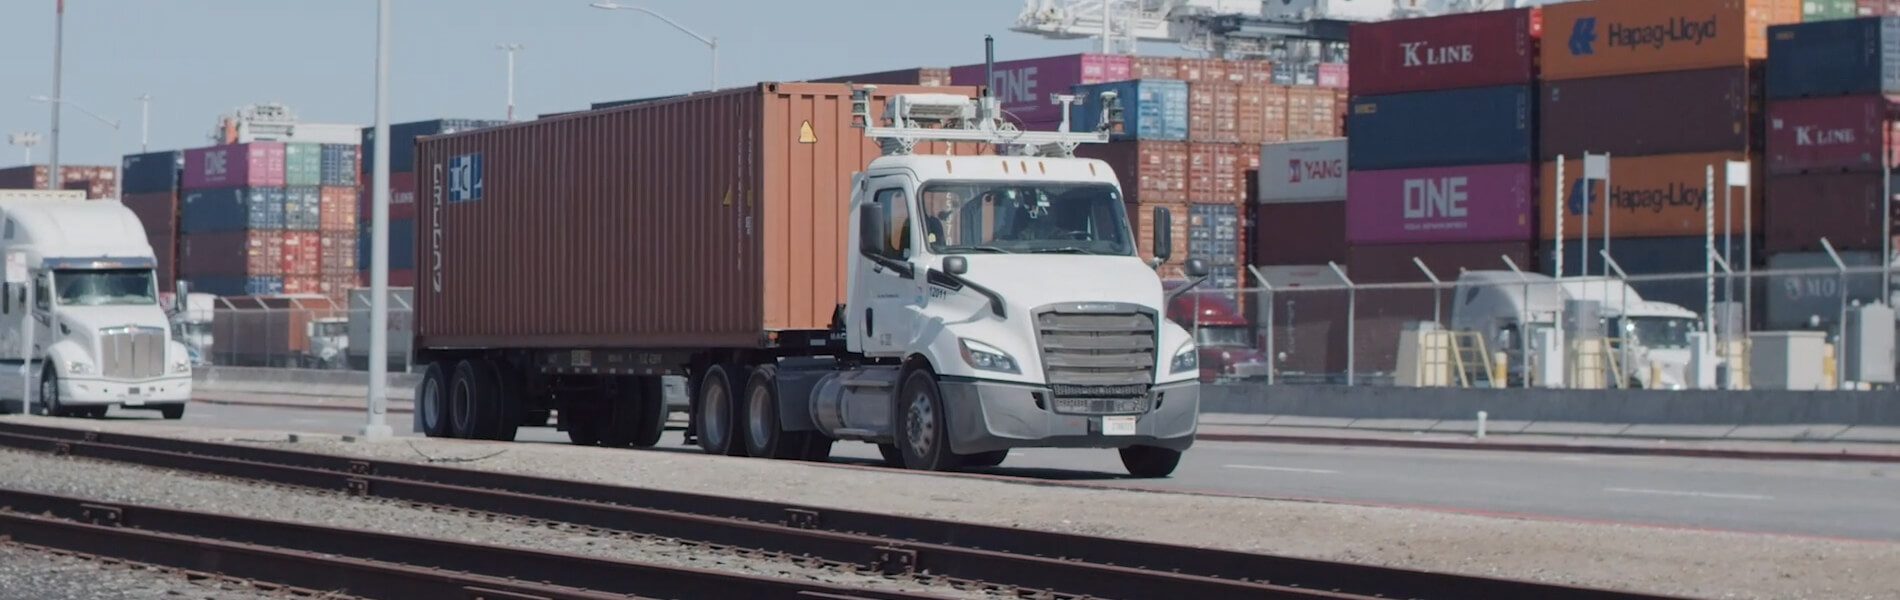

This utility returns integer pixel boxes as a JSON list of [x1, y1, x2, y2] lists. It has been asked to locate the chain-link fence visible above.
[[185, 289, 413, 373]]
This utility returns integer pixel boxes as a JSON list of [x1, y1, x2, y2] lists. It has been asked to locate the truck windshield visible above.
[[917, 181, 1133, 256], [53, 268, 157, 306], [1194, 326, 1252, 348], [1627, 316, 1695, 349], [315, 322, 348, 337]]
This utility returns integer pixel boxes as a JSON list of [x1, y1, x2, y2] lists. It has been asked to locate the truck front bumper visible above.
[[57, 375, 192, 407], [937, 378, 1199, 455]]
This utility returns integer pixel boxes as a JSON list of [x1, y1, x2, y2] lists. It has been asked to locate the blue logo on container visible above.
[[1565, 178, 1597, 217], [1568, 17, 1598, 55], [448, 153, 483, 204]]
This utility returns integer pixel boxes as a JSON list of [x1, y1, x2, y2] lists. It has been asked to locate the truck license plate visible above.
[[1102, 416, 1137, 436]]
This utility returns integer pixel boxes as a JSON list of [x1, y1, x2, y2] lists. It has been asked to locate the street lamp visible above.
[[7, 133, 40, 164], [362, 0, 395, 442], [589, 1, 718, 92], [497, 43, 523, 121], [28, 95, 122, 198]]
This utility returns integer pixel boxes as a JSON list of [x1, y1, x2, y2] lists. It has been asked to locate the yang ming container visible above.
[[1346, 163, 1536, 245], [1069, 79, 1189, 141], [1540, 151, 1762, 239], [1348, 7, 1542, 96], [1258, 138, 1348, 203], [1346, 85, 1535, 171], [951, 53, 1131, 126], [121, 150, 183, 195], [1540, 0, 1797, 82], [1763, 171, 1900, 252], [412, 82, 987, 348], [183, 142, 286, 189], [1540, 66, 1761, 160], [1766, 94, 1900, 173], [1767, 16, 1900, 99]]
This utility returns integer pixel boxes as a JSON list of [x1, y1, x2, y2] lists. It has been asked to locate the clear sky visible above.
[[0, 0, 1197, 169]]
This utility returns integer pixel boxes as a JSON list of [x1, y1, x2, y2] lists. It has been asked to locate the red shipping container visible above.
[[949, 53, 1131, 125], [1179, 58, 1236, 83], [1541, 66, 1759, 161], [1250, 199, 1347, 266], [183, 142, 286, 189], [1132, 56, 1182, 80], [1230, 59, 1274, 85], [319, 186, 359, 232], [1288, 86, 1339, 140], [1315, 63, 1349, 89], [1764, 172, 1900, 252], [1348, 8, 1541, 96], [283, 276, 320, 296], [180, 230, 283, 277], [1188, 82, 1241, 142], [319, 274, 359, 301], [321, 231, 357, 275], [281, 231, 321, 276], [1188, 143, 1249, 205], [123, 191, 178, 235], [1346, 163, 1536, 245], [1766, 94, 1900, 174], [1261, 84, 1291, 142], [0, 165, 117, 199], [1073, 140, 1189, 205]]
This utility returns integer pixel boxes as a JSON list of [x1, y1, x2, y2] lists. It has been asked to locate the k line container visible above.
[[1763, 171, 1900, 251], [180, 187, 287, 233], [1764, 250, 1886, 329], [1074, 140, 1189, 205], [1250, 199, 1347, 265], [1540, 66, 1761, 160], [183, 142, 286, 189], [1347, 7, 1543, 96], [1539, 0, 1799, 82], [1766, 94, 1900, 173], [950, 53, 1132, 125], [121, 150, 183, 195], [360, 170, 418, 222], [1258, 138, 1349, 203], [1346, 85, 1535, 171], [1539, 151, 1763, 239], [1767, 16, 1900, 99], [1346, 163, 1536, 245], [1540, 234, 1762, 316], [413, 82, 989, 349], [1069, 79, 1189, 141]]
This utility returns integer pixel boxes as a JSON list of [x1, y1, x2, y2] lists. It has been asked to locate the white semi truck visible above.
[[1558, 277, 1701, 389], [1449, 270, 1705, 389], [0, 190, 194, 418]]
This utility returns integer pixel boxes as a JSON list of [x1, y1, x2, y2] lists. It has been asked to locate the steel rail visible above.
[[0, 421, 1700, 600]]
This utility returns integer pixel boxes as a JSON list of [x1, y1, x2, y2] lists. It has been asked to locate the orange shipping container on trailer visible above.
[[1539, 151, 1764, 239], [1539, 0, 1800, 81]]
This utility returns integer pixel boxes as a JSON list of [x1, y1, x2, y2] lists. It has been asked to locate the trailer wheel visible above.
[[629, 377, 668, 448], [157, 404, 185, 420], [561, 400, 602, 446], [448, 359, 501, 439], [417, 362, 453, 438], [1118, 445, 1181, 478], [599, 377, 664, 449], [483, 360, 523, 442], [895, 368, 953, 471], [741, 364, 805, 459], [694, 364, 744, 456]]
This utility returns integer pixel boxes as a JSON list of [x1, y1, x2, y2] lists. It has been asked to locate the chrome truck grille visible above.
[[99, 326, 168, 379], [1033, 303, 1157, 415]]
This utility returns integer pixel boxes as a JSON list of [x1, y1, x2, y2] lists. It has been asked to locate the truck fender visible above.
[[769, 356, 832, 433]]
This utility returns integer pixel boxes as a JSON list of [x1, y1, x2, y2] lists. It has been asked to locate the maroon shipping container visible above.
[[1764, 172, 1900, 253], [183, 142, 286, 189], [1765, 94, 1900, 174], [180, 230, 283, 277], [150, 228, 177, 294], [123, 191, 177, 235], [1179, 58, 1235, 83], [413, 82, 988, 349], [1348, 8, 1542, 96], [1288, 86, 1340, 140], [387, 268, 414, 287], [1073, 140, 1189, 205], [1346, 240, 1535, 373], [1188, 82, 1242, 142], [1250, 200, 1348, 266], [0, 165, 118, 199], [1132, 56, 1182, 79], [808, 67, 950, 87], [1540, 65, 1762, 160], [282, 231, 321, 277]]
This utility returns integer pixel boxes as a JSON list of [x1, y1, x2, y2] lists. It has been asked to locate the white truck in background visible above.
[[162, 289, 217, 365], [1450, 270, 1706, 389], [0, 189, 194, 418], [1558, 277, 1701, 390]]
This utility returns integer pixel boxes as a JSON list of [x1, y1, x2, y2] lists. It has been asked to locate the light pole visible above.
[[49, 0, 66, 184], [361, 0, 394, 442], [136, 93, 151, 152], [497, 44, 523, 121], [7, 133, 39, 164], [28, 95, 121, 196], [589, 1, 718, 92]]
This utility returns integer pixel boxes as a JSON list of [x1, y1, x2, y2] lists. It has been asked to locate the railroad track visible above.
[[0, 420, 1699, 600]]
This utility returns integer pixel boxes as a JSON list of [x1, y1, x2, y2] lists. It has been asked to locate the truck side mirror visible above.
[[1184, 258, 1209, 279], [942, 256, 968, 275], [859, 204, 886, 257], [1152, 206, 1172, 263]]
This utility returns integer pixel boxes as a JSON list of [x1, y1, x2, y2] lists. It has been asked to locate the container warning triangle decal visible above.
[[798, 121, 818, 144], [721, 186, 732, 206]]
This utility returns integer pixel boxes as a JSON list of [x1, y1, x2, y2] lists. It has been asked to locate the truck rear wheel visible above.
[[417, 362, 454, 438], [694, 364, 745, 456], [484, 360, 523, 442], [742, 364, 810, 460], [449, 359, 501, 439], [1118, 445, 1181, 478]]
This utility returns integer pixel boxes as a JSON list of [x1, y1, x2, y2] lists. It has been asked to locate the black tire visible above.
[[417, 362, 454, 438], [894, 368, 953, 471], [599, 377, 663, 449], [694, 364, 745, 456], [876, 443, 905, 467], [742, 364, 805, 459], [484, 360, 523, 442], [36, 367, 66, 417], [958, 450, 1008, 468], [630, 377, 669, 448], [796, 434, 835, 462], [448, 359, 499, 439], [522, 409, 551, 428], [1119, 445, 1182, 478], [158, 404, 185, 420], [562, 402, 602, 446]]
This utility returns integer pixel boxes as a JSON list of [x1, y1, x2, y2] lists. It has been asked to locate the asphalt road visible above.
[[82, 402, 1900, 541]]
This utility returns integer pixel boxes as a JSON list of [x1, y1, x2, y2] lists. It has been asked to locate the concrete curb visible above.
[[192, 397, 415, 414], [1193, 432, 1900, 463]]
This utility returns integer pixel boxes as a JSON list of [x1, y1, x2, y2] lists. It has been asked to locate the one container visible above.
[[1250, 198, 1348, 265], [1539, 234, 1761, 315], [1766, 16, 1900, 99], [180, 187, 287, 233], [320, 143, 359, 187], [949, 53, 1132, 125], [1763, 171, 1900, 252], [1073, 140, 1190, 205], [1187, 82, 1242, 142], [122, 191, 178, 236], [1289, 86, 1344, 141], [284, 142, 323, 187], [319, 186, 359, 232], [179, 230, 283, 277], [1766, 94, 1900, 173], [1259, 138, 1349, 203], [1069, 79, 1189, 141], [284, 186, 322, 230], [359, 170, 418, 221], [1347, 85, 1535, 171], [1348, 7, 1543, 96], [183, 142, 286, 189], [1188, 142, 1253, 204], [1764, 250, 1886, 329], [1346, 163, 1536, 245], [1540, 65, 1760, 160], [806, 66, 951, 86], [360, 119, 509, 175], [1539, 151, 1762, 239], [121, 150, 183, 195], [1540, 0, 1798, 82]]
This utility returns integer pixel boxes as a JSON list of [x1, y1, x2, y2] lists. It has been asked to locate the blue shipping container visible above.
[[320, 143, 358, 187], [1766, 17, 1900, 100], [180, 187, 286, 233], [1539, 235, 1763, 317], [285, 187, 321, 230], [1346, 85, 1535, 171], [361, 118, 509, 174], [359, 218, 417, 270], [1070, 79, 1189, 141], [121, 150, 183, 195]]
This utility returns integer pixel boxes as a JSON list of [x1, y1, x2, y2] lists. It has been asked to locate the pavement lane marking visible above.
[[1604, 487, 1773, 501], [1224, 464, 1339, 474]]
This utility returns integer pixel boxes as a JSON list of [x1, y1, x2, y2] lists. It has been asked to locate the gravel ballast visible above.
[[9, 414, 1899, 600], [0, 543, 291, 600]]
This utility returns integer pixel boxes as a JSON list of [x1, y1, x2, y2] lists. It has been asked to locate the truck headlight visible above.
[[172, 358, 189, 374], [1169, 344, 1198, 374], [66, 361, 91, 375], [958, 338, 1019, 374]]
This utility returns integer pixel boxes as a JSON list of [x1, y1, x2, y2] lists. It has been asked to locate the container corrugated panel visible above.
[[1767, 16, 1900, 98], [589, 95, 687, 110], [413, 83, 992, 349], [1128, 201, 1190, 276], [1765, 250, 1885, 328], [319, 186, 358, 232], [320, 274, 358, 302], [1132, 56, 1182, 79], [1260, 84, 1292, 142], [1069, 79, 1189, 141], [1540, 151, 1763, 239], [1250, 200, 1347, 265], [122, 191, 177, 236], [0, 165, 119, 198], [1231, 59, 1275, 85], [1235, 84, 1268, 144], [950, 54, 1131, 125], [281, 231, 321, 277], [1804, 0, 1858, 19], [1541, 66, 1760, 160], [360, 119, 509, 175], [284, 276, 320, 296], [320, 143, 359, 187], [1188, 82, 1242, 142], [183, 142, 285, 189], [122, 150, 183, 195], [1288, 86, 1342, 141], [1541, 0, 1800, 82], [1764, 171, 1900, 251], [1259, 138, 1348, 203], [1767, 94, 1900, 173], [1347, 241, 1537, 372], [1347, 7, 1543, 96], [1539, 235, 1763, 316], [359, 170, 418, 222], [1188, 143, 1249, 204], [320, 230, 356, 275], [1347, 85, 1534, 171], [1188, 203, 1242, 290], [807, 67, 950, 86], [284, 143, 323, 187], [1178, 58, 1235, 84], [1346, 163, 1536, 245], [180, 230, 281, 277], [284, 186, 322, 230], [381, 216, 417, 271], [151, 228, 176, 293], [1073, 140, 1190, 205], [180, 187, 284, 233]]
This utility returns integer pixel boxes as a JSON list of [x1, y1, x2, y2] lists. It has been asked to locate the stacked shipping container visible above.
[[174, 141, 362, 301], [0, 164, 119, 199], [1250, 138, 1350, 373], [357, 118, 508, 287], [121, 151, 184, 292]]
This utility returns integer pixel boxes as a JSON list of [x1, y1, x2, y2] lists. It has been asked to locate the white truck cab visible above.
[[1558, 277, 1701, 390], [0, 190, 194, 419]]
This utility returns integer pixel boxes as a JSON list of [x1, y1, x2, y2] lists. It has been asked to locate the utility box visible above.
[[1749, 331, 1830, 391], [1843, 303, 1896, 384]]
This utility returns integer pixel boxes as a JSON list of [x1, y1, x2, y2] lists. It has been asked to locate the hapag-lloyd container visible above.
[[1347, 85, 1535, 171], [1074, 140, 1189, 204], [413, 82, 991, 348], [1767, 16, 1900, 99], [1540, 65, 1761, 160], [1539, 0, 1799, 82], [184, 142, 286, 189], [1258, 138, 1348, 203], [1068, 79, 1189, 141], [950, 53, 1131, 125], [1764, 171, 1900, 251], [1348, 7, 1542, 96], [1766, 94, 1900, 173], [1347, 163, 1535, 245], [1538, 151, 1763, 239]]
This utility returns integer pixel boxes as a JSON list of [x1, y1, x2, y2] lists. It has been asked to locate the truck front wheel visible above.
[[36, 368, 67, 417], [895, 369, 953, 472], [1118, 445, 1182, 478]]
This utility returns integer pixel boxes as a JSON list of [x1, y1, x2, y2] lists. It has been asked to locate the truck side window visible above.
[[873, 188, 912, 259]]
